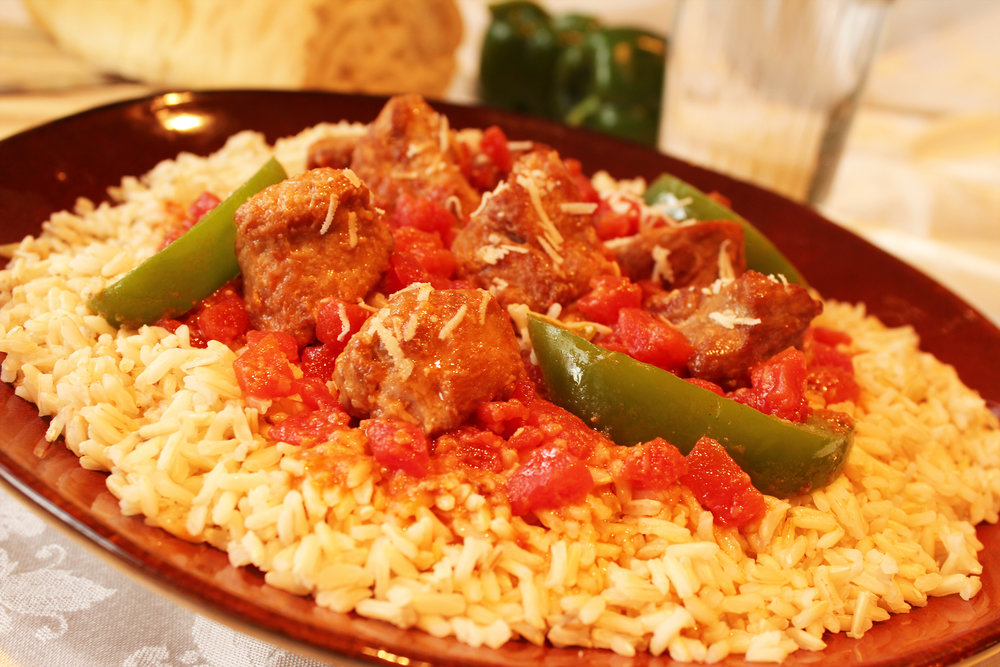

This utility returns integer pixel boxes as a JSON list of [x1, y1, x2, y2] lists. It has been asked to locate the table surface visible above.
[[0, 0, 998, 665]]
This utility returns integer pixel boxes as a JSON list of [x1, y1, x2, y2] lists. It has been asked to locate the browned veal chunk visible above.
[[649, 270, 822, 390], [333, 285, 522, 435], [451, 149, 617, 312], [610, 219, 747, 290], [234, 167, 393, 346], [350, 93, 480, 219]]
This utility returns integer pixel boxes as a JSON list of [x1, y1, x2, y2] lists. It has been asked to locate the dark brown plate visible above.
[[0, 90, 998, 666]]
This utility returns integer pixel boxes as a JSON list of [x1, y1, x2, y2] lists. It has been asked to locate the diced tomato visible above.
[[803, 327, 859, 404], [506, 445, 594, 516], [389, 192, 457, 243], [193, 283, 249, 346], [480, 125, 513, 173], [808, 326, 852, 348], [233, 332, 298, 399], [393, 227, 458, 281], [620, 438, 688, 491], [476, 397, 530, 438], [593, 195, 642, 240], [434, 426, 505, 473], [160, 191, 221, 248], [682, 436, 766, 527], [301, 343, 341, 382], [363, 418, 430, 477], [564, 158, 600, 204], [731, 347, 809, 422], [292, 377, 339, 410], [524, 395, 610, 462], [685, 377, 726, 396], [314, 298, 369, 351], [615, 308, 693, 374], [269, 408, 351, 447], [246, 330, 299, 362], [576, 275, 643, 325]]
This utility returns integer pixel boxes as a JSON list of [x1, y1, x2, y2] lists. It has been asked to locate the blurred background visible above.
[[0, 0, 998, 325]]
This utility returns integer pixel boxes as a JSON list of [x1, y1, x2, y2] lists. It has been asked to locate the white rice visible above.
[[0, 124, 998, 662]]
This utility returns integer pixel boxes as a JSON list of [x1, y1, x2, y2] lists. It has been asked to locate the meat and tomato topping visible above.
[[234, 167, 393, 346]]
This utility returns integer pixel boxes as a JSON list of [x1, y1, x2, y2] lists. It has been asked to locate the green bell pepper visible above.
[[562, 27, 667, 146], [479, 1, 561, 117], [643, 173, 808, 285], [87, 157, 288, 329], [527, 315, 853, 497], [479, 1, 666, 147]]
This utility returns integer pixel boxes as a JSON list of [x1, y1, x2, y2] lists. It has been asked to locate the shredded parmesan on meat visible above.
[[559, 202, 598, 215], [708, 309, 761, 329], [476, 291, 490, 324], [346, 212, 358, 248], [470, 190, 492, 219], [344, 169, 362, 188], [371, 312, 414, 381], [717, 239, 736, 282], [336, 301, 351, 342], [476, 233, 530, 265], [536, 235, 564, 266], [651, 245, 674, 285], [444, 195, 463, 219], [602, 234, 640, 250], [516, 173, 564, 253], [320, 193, 339, 235], [438, 305, 467, 341], [439, 116, 450, 154], [506, 140, 533, 151]]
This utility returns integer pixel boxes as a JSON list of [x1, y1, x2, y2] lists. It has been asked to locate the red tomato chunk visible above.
[[434, 426, 505, 473], [682, 436, 766, 527], [314, 299, 370, 352], [363, 418, 430, 477], [269, 408, 351, 447], [615, 308, 693, 375], [621, 437, 688, 491], [732, 347, 809, 423], [193, 283, 250, 346], [576, 275, 643, 325], [506, 445, 594, 516], [233, 332, 298, 399]]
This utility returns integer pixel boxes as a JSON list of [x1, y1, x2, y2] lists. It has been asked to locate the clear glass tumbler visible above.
[[658, 0, 891, 204]]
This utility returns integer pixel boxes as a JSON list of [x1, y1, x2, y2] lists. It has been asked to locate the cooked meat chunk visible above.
[[350, 94, 480, 219], [451, 149, 617, 311], [333, 285, 522, 435], [306, 135, 359, 170], [234, 167, 393, 346], [610, 219, 746, 289], [649, 271, 822, 389]]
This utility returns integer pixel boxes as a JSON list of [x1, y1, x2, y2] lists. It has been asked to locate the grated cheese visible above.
[[438, 304, 468, 341], [651, 245, 674, 285], [476, 290, 490, 324], [344, 169, 362, 188], [708, 309, 761, 329], [438, 116, 450, 154], [346, 212, 358, 248], [559, 202, 598, 215], [371, 312, 414, 381], [320, 193, 339, 235], [516, 173, 564, 251], [717, 239, 736, 282], [506, 140, 533, 152], [335, 301, 351, 342]]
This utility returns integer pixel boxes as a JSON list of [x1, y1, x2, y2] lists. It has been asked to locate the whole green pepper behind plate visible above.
[[479, 1, 667, 146]]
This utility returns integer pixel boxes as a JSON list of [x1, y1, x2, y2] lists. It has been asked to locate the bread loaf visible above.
[[24, 0, 463, 96]]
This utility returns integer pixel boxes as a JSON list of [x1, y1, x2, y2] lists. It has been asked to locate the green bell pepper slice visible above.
[[87, 157, 288, 328], [527, 315, 853, 498], [643, 173, 807, 285]]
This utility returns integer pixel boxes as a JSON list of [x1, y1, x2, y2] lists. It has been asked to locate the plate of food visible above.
[[0, 90, 997, 666]]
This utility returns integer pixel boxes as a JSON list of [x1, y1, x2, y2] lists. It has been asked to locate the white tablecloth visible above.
[[0, 1, 998, 665]]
